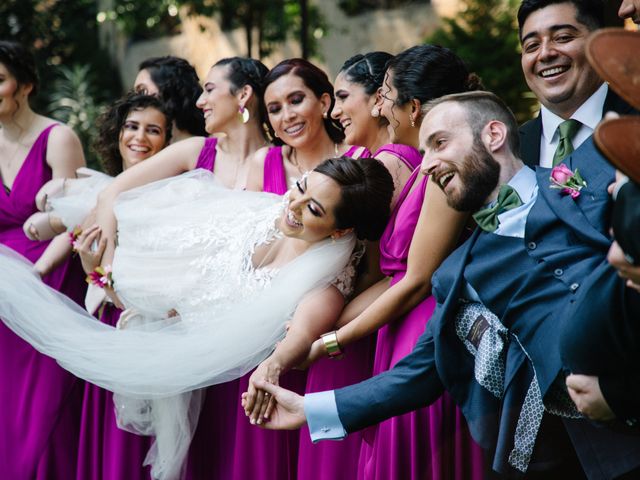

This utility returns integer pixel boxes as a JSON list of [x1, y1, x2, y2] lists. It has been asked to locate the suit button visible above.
[[570, 283, 579, 292], [527, 241, 537, 250], [554, 268, 564, 277]]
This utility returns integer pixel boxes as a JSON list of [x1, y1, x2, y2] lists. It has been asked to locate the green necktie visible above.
[[472, 184, 523, 233], [552, 119, 581, 166]]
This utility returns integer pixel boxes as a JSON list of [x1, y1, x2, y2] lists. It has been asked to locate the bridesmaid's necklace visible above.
[[0, 127, 28, 181], [289, 142, 339, 176]]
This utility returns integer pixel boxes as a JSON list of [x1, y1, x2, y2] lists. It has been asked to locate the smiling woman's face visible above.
[[264, 72, 330, 149], [279, 171, 342, 243], [331, 72, 378, 146], [118, 107, 168, 170]]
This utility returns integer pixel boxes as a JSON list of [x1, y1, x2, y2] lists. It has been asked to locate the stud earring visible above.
[[322, 111, 328, 119], [238, 106, 250, 124], [371, 107, 380, 118]]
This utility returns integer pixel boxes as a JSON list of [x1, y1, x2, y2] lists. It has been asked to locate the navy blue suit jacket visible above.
[[334, 139, 640, 477]]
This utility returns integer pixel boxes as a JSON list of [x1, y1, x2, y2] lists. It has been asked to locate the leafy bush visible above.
[[46, 65, 106, 170], [427, 0, 538, 123]]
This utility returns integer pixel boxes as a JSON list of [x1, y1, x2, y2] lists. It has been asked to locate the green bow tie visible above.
[[472, 184, 523, 233], [552, 119, 581, 166]]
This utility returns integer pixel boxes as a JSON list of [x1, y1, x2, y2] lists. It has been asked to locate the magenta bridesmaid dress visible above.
[[227, 145, 306, 480], [0, 124, 86, 479], [179, 137, 247, 480], [298, 144, 422, 480], [357, 164, 485, 480], [76, 304, 152, 480]]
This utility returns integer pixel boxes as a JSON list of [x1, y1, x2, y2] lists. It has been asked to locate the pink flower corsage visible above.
[[86, 265, 113, 289], [69, 226, 82, 252], [549, 164, 587, 199]]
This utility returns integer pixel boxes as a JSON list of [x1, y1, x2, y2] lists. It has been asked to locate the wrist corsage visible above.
[[549, 164, 587, 199], [86, 265, 113, 289], [69, 226, 82, 252]]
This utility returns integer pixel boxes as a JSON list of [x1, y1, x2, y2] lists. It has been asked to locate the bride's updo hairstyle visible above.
[[314, 157, 393, 241], [262, 58, 345, 145], [212, 57, 269, 137]]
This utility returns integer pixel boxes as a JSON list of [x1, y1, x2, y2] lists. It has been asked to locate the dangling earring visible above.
[[238, 106, 250, 124], [371, 107, 380, 118], [410, 115, 415, 128]]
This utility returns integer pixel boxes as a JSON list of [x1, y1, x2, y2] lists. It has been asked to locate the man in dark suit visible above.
[[517, 0, 635, 167], [560, 6, 640, 429], [249, 91, 640, 478]]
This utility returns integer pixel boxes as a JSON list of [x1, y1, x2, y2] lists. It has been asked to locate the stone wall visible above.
[[115, 0, 462, 88]]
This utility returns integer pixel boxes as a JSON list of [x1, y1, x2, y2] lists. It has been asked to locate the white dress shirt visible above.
[[305, 167, 539, 442], [538, 83, 608, 167]]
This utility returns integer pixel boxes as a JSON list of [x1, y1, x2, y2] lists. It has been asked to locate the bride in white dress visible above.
[[0, 156, 393, 479]]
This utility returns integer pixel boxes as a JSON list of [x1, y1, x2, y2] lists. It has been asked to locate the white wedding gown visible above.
[[0, 169, 355, 479]]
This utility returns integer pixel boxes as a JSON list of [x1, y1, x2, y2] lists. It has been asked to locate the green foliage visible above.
[[427, 0, 538, 123], [47, 65, 106, 170], [0, 0, 121, 169], [97, 0, 182, 40], [100, 0, 326, 59], [338, 0, 428, 17]]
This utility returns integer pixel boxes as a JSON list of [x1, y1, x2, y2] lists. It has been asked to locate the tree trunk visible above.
[[300, 0, 309, 59]]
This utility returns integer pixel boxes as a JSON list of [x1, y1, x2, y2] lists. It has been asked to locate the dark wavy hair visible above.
[[262, 58, 345, 146], [94, 92, 172, 176], [138, 56, 206, 137], [314, 156, 393, 241], [212, 57, 269, 137], [517, 0, 605, 37], [0, 40, 39, 99], [386, 45, 481, 109], [339, 51, 393, 96]]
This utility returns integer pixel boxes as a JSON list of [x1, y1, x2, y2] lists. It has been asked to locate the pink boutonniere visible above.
[[549, 164, 587, 199]]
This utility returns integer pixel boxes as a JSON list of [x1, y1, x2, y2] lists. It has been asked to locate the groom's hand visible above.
[[242, 380, 307, 430]]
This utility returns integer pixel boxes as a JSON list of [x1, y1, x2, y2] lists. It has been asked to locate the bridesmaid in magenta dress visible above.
[[241, 58, 367, 480], [73, 94, 173, 480], [301, 45, 486, 480], [0, 41, 86, 479], [67, 58, 269, 479], [297, 52, 424, 480]]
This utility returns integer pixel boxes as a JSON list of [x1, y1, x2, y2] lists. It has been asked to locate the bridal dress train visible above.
[[0, 169, 355, 480]]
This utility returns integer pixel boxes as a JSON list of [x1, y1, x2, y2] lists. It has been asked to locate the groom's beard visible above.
[[448, 139, 500, 212]]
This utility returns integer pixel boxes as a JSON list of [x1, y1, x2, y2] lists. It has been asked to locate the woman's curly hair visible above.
[[93, 92, 172, 176]]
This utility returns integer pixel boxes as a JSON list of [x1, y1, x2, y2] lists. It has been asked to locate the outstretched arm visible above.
[[308, 176, 467, 362], [33, 125, 86, 277], [243, 285, 345, 423], [94, 137, 206, 267], [250, 323, 444, 434]]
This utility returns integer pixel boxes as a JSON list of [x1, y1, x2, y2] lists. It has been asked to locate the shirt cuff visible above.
[[304, 390, 347, 442], [612, 175, 629, 201]]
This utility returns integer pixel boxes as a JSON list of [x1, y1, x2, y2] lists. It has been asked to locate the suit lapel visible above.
[[535, 147, 611, 249], [603, 88, 636, 116], [518, 115, 542, 168], [431, 229, 481, 328]]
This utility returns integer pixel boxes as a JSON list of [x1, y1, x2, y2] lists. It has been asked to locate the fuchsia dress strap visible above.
[[343, 145, 371, 159], [373, 143, 421, 170], [262, 146, 288, 195], [195, 137, 218, 172]]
